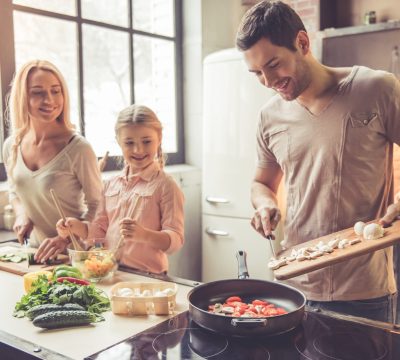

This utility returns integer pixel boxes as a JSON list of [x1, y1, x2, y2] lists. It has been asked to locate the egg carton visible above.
[[110, 281, 178, 315]]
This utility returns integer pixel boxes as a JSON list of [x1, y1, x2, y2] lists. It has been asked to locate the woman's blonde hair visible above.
[[115, 104, 166, 168], [6, 59, 74, 176]]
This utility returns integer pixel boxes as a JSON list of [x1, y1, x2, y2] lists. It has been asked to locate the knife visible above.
[[266, 234, 277, 259]]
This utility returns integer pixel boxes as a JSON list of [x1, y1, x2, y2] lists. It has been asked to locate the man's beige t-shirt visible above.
[[3, 134, 102, 246], [256, 66, 400, 301]]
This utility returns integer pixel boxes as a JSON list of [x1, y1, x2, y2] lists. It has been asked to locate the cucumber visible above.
[[32, 310, 96, 329], [26, 304, 85, 320]]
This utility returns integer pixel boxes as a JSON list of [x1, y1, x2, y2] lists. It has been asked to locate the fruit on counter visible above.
[[32, 310, 96, 329], [53, 265, 83, 279], [23, 271, 53, 293], [56, 277, 90, 286], [26, 303, 85, 320]]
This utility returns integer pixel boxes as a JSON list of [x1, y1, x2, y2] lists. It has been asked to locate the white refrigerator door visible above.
[[202, 214, 276, 282], [202, 48, 275, 219]]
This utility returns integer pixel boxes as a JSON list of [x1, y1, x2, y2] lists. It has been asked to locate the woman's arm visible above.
[[11, 197, 33, 244]]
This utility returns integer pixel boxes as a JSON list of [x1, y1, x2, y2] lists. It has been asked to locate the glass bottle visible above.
[[3, 204, 16, 231], [390, 46, 400, 79]]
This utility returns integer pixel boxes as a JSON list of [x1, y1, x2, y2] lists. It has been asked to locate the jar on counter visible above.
[[364, 11, 377, 25], [3, 204, 16, 231]]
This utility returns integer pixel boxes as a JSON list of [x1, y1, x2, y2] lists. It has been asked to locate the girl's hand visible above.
[[56, 217, 84, 238], [34, 235, 70, 263], [119, 218, 148, 242], [13, 213, 33, 245]]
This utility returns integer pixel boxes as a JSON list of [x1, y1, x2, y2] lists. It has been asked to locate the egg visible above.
[[363, 223, 384, 240], [117, 287, 134, 297], [353, 221, 366, 236]]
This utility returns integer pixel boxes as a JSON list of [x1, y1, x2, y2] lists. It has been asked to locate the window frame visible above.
[[0, 0, 184, 180]]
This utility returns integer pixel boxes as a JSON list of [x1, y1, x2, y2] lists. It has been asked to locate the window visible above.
[[0, 0, 183, 179]]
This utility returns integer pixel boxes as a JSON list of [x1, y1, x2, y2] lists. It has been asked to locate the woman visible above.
[[3, 59, 102, 263]]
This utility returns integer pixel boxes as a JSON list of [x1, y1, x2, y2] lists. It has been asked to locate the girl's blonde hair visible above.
[[115, 104, 166, 168], [6, 59, 74, 176]]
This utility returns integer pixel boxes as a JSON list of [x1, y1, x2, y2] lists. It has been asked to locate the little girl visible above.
[[57, 104, 184, 274]]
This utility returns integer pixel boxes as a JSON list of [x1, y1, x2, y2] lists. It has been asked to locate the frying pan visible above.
[[188, 251, 306, 337]]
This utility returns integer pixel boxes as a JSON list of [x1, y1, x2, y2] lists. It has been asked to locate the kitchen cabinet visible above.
[[202, 214, 276, 281]]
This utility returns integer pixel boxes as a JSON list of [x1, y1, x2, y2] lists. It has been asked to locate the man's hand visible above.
[[34, 236, 70, 263], [13, 213, 33, 244], [379, 201, 400, 227], [251, 205, 281, 237]]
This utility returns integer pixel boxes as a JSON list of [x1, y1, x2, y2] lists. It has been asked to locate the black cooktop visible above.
[[86, 309, 400, 360]]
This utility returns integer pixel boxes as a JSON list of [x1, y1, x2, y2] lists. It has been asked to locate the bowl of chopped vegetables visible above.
[[67, 247, 118, 282]]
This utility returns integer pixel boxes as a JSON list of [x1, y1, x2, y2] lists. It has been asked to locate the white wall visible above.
[[183, 0, 252, 169]]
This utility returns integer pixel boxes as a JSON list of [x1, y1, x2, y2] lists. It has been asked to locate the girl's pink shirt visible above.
[[86, 162, 184, 274]]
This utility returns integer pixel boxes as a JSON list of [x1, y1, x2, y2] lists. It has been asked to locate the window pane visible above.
[[81, 0, 128, 27], [133, 35, 176, 153], [13, 0, 76, 16], [83, 25, 130, 156], [133, 0, 174, 37], [13, 11, 80, 128]]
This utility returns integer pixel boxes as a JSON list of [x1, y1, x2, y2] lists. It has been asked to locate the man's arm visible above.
[[251, 163, 283, 237]]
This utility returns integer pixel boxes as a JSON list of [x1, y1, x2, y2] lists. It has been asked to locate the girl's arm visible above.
[[119, 218, 171, 251], [119, 176, 184, 253]]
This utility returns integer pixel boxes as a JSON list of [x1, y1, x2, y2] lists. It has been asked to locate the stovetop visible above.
[[87, 310, 400, 360]]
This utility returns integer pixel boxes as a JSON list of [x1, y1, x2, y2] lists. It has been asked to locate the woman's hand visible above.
[[119, 217, 149, 242], [13, 213, 33, 244], [34, 235, 70, 263]]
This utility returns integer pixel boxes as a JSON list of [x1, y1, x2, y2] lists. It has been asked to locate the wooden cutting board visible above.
[[0, 244, 69, 276], [273, 220, 400, 280]]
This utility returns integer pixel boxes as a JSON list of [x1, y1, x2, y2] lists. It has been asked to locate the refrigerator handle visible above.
[[205, 196, 230, 204], [205, 227, 229, 237]]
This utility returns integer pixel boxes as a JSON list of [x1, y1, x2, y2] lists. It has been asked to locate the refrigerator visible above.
[[202, 48, 279, 282]]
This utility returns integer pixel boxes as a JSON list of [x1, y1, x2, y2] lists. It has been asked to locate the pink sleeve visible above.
[[86, 183, 109, 243], [160, 177, 185, 254]]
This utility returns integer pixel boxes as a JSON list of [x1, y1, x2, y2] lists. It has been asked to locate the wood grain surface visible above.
[[274, 220, 400, 280], [0, 243, 69, 276]]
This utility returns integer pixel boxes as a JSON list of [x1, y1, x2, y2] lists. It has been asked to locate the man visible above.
[[236, 0, 400, 322]]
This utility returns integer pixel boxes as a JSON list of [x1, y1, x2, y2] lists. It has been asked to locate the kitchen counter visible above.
[[3, 265, 400, 360], [0, 230, 17, 243], [0, 266, 198, 359]]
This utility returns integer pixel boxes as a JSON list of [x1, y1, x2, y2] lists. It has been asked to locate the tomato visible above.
[[226, 296, 242, 303], [235, 306, 247, 315], [252, 299, 268, 306], [263, 308, 279, 316]]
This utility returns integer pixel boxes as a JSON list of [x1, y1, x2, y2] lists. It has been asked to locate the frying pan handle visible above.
[[231, 318, 268, 328], [236, 250, 249, 279]]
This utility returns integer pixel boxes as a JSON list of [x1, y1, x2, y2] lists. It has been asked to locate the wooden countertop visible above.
[[0, 268, 195, 359]]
